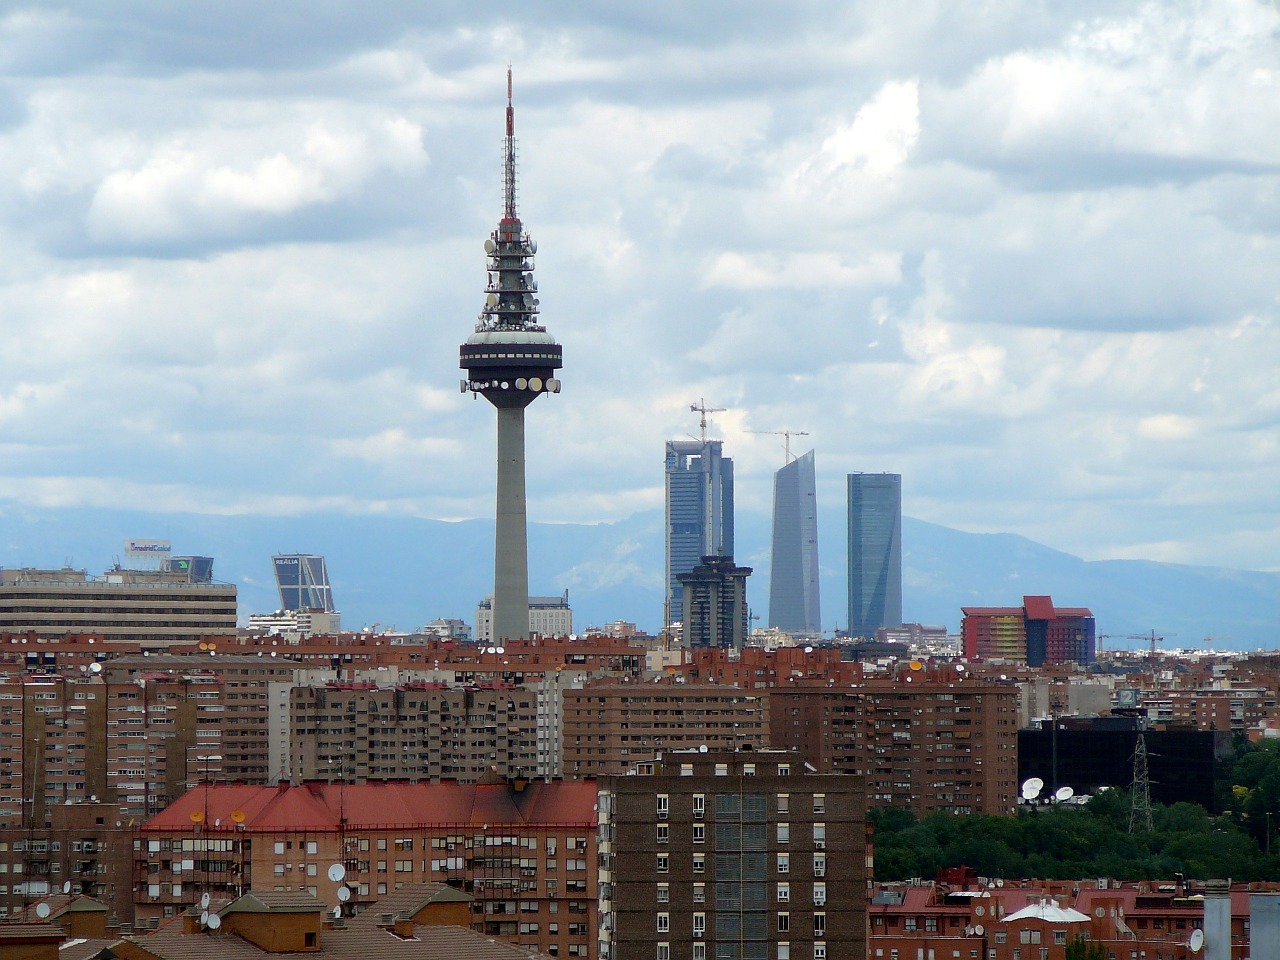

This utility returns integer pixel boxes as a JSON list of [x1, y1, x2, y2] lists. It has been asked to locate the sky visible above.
[[0, 1, 1278, 580]]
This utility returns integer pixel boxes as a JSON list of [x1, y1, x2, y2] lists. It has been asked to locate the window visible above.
[[814, 913, 826, 937], [743, 763, 756, 776], [693, 794, 705, 818], [715, 763, 729, 776], [777, 882, 790, 902], [656, 854, 669, 873], [777, 853, 789, 873], [693, 884, 706, 903], [693, 946, 706, 960], [815, 945, 827, 960], [813, 794, 825, 814], [778, 945, 790, 960], [905, 918, 917, 932], [693, 824, 706, 844], [813, 823, 826, 849], [777, 793, 790, 814], [657, 883, 669, 903], [777, 823, 790, 844], [813, 854, 826, 876], [681, 763, 694, 776], [657, 824, 669, 844], [395, 860, 412, 872], [777, 913, 789, 933], [813, 882, 826, 905], [1054, 933, 1067, 946], [926, 917, 938, 933], [657, 913, 669, 934], [657, 945, 670, 960], [995, 934, 1006, 945], [693, 913, 706, 937], [657, 795, 669, 819], [693, 854, 705, 873]]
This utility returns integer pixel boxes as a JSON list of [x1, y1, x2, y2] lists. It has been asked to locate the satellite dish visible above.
[[909, 660, 922, 671], [699, 744, 708, 753], [973, 924, 984, 936], [496, 647, 505, 654], [529, 238, 537, 254], [89, 662, 102, 674], [231, 810, 246, 824], [207, 914, 221, 930], [62, 881, 72, 894], [1024, 777, 1044, 794], [529, 377, 543, 391], [1055, 786, 1075, 802], [333, 905, 343, 918], [337, 886, 351, 902], [996, 879, 1004, 888], [804, 646, 814, 654], [1189, 930, 1204, 952], [484, 238, 496, 254], [486, 293, 499, 307], [190, 810, 205, 824], [200, 892, 211, 909], [35, 902, 51, 918], [515, 378, 528, 390], [327, 863, 347, 883], [200, 911, 209, 926]]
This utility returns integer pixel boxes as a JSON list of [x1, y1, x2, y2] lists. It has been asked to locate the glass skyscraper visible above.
[[664, 439, 734, 627], [768, 449, 821, 635], [847, 472, 902, 636], [272, 554, 336, 613]]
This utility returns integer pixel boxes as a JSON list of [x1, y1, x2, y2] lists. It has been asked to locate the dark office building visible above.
[[1018, 723, 1233, 812], [678, 554, 753, 649], [847, 473, 901, 637]]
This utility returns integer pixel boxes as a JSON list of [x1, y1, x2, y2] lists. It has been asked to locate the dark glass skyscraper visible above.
[[768, 449, 820, 635], [664, 439, 733, 626], [272, 554, 335, 613], [847, 472, 901, 636]]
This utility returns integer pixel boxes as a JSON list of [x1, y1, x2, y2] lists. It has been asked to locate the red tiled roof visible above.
[[143, 780, 598, 833]]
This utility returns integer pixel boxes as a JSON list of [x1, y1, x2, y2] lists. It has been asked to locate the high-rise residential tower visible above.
[[664, 439, 733, 626], [459, 71, 563, 643], [768, 449, 821, 635], [847, 472, 902, 636]]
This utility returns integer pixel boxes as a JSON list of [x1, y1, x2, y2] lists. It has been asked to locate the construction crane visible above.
[[747, 428, 810, 463], [1098, 631, 1175, 659], [689, 398, 726, 442]]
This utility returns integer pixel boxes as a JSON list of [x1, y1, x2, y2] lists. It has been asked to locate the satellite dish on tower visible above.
[[327, 863, 347, 883], [1055, 786, 1075, 802], [1189, 930, 1204, 952], [35, 902, 51, 918], [484, 238, 496, 254]]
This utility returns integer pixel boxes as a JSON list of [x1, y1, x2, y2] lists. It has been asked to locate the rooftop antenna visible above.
[[690, 398, 726, 443]]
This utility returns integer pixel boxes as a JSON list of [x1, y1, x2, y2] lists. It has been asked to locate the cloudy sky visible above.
[[0, 1, 1278, 575]]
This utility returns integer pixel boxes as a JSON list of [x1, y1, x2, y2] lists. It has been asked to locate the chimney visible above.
[[394, 917, 416, 938], [1203, 879, 1232, 960]]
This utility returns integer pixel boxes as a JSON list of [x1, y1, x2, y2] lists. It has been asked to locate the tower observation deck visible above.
[[460, 69, 563, 643]]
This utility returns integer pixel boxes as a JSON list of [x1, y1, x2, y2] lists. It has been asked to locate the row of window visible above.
[[655, 944, 826, 960]]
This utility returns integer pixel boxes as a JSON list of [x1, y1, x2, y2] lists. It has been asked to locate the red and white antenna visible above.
[[504, 66, 518, 221]]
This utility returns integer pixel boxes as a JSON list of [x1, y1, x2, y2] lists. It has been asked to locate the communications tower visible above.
[[459, 70, 563, 643]]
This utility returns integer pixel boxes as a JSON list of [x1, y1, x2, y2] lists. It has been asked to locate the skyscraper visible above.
[[847, 472, 902, 636], [664, 439, 733, 626], [272, 554, 335, 612], [768, 449, 821, 635], [459, 71, 563, 643]]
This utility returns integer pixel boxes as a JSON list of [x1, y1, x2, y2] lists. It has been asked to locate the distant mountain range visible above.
[[1, 504, 1277, 650]]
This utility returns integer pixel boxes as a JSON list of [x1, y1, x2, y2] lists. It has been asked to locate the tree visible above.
[[1065, 936, 1108, 960]]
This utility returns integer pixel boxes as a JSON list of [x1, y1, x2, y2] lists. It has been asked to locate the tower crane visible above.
[[689, 398, 726, 442], [747, 428, 810, 463]]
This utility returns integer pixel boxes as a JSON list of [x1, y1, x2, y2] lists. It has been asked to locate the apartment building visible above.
[[290, 682, 540, 782], [599, 749, 866, 960], [134, 778, 599, 959], [767, 667, 1019, 816], [563, 682, 768, 777]]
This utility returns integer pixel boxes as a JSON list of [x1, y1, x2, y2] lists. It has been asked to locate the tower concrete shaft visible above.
[[459, 70, 562, 641], [494, 406, 529, 643]]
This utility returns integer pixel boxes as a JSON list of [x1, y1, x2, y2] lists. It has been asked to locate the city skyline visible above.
[[0, 4, 1277, 588]]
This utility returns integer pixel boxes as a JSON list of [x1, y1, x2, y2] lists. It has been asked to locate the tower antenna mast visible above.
[[504, 66, 517, 221]]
